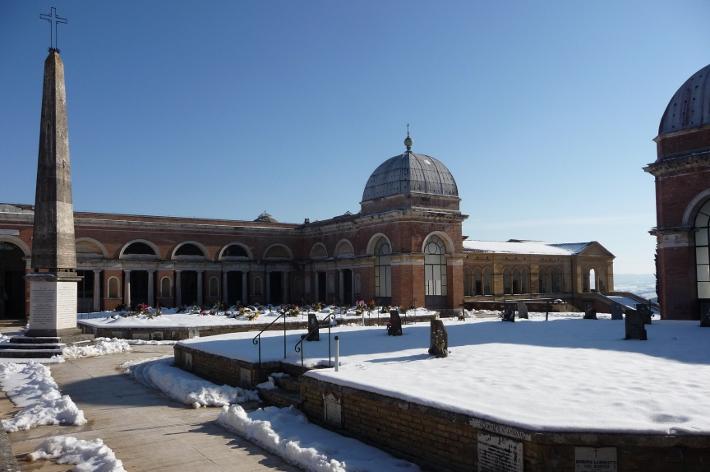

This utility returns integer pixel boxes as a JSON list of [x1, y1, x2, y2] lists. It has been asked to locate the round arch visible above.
[[263, 243, 293, 260], [218, 243, 253, 260], [75, 237, 109, 258], [119, 239, 160, 259], [366, 233, 393, 256], [683, 188, 710, 226], [171, 241, 209, 260], [334, 239, 355, 259], [0, 236, 30, 258], [421, 231, 455, 254], [309, 242, 328, 260]]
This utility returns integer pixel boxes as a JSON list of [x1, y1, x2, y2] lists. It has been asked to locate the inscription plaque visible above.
[[477, 432, 523, 472], [575, 447, 617, 472]]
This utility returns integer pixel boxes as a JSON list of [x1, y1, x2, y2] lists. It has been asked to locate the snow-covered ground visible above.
[[218, 405, 419, 472], [62, 338, 132, 359], [0, 362, 86, 432], [122, 357, 259, 408], [182, 317, 710, 434], [29, 436, 126, 472], [79, 306, 436, 329]]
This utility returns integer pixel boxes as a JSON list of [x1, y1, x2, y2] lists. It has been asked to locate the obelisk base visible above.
[[25, 272, 81, 338]]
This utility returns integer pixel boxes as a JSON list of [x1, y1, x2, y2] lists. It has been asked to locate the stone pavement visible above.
[[0, 344, 299, 471]]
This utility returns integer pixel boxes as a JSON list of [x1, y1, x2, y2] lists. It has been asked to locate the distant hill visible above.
[[614, 274, 657, 301]]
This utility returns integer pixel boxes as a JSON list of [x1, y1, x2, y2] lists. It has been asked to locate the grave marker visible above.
[[428, 319, 448, 358], [583, 303, 597, 320], [387, 310, 403, 336], [610, 303, 624, 320], [636, 303, 652, 325], [516, 302, 528, 319], [625, 310, 647, 340], [574, 447, 617, 472], [501, 304, 516, 322], [306, 313, 320, 341], [477, 432, 523, 472]]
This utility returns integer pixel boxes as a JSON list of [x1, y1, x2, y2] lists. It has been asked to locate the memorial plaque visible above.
[[575, 447, 617, 472], [477, 432, 523, 472]]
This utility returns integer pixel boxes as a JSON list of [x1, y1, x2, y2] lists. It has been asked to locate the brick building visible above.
[[645, 63, 710, 320], [0, 135, 614, 319]]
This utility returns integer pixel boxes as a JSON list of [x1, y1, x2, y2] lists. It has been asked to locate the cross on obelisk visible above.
[[40, 7, 68, 51]]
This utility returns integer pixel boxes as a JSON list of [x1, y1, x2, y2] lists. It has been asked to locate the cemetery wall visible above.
[[300, 375, 710, 472]]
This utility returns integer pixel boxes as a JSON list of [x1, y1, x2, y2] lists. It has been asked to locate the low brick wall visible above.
[[79, 313, 436, 340], [300, 376, 710, 472]]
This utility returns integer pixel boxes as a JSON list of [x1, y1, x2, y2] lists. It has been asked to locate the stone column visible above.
[[147, 271, 154, 307], [242, 271, 248, 304], [175, 270, 182, 306], [123, 270, 131, 307], [222, 271, 229, 305], [197, 271, 203, 306], [92, 269, 101, 311]]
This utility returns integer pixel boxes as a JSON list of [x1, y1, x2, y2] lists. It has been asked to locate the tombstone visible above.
[[428, 319, 448, 358], [636, 303, 652, 325], [583, 303, 597, 320], [516, 302, 528, 319], [387, 309, 403, 336], [625, 310, 647, 340], [501, 303, 516, 322], [306, 313, 319, 341], [610, 303, 624, 320]]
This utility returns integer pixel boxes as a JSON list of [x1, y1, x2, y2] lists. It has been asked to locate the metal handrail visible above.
[[294, 313, 335, 367], [252, 309, 288, 366]]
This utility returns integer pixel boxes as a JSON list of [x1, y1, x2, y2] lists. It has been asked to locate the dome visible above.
[[659, 64, 710, 136], [362, 149, 459, 202]]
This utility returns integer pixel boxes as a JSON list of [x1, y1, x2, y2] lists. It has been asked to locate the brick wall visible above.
[[300, 375, 710, 472]]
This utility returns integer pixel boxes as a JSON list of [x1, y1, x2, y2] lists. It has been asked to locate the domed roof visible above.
[[659, 64, 710, 136], [362, 137, 458, 202]]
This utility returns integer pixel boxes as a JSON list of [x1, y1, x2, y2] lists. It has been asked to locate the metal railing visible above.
[[294, 313, 335, 367], [252, 309, 288, 366]]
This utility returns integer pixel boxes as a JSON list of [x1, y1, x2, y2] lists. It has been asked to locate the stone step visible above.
[[257, 386, 302, 409], [273, 375, 301, 393], [9, 336, 61, 344], [0, 342, 65, 350], [0, 348, 63, 358]]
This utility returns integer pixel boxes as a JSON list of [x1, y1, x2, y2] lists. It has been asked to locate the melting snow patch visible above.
[[0, 362, 86, 432], [62, 338, 131, 359], [29, 436, 126, 472], [123, 338, 177, 345], [218, 405, 420, 472], [122, 357, 258, 408]]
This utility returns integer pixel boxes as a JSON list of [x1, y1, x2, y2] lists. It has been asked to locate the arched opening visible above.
[[130, 271, 150, 308], [503, 268, 513, 295], [160, 277, 171, 298], [0, 242, 25, 319], [482, 267, 493, 295], [263, 244, 292, 260], [108, 277, 120, 299], [695, 200, 710, 301], [180, 271, 198, 306], [226, 271, 247, 305], [208, 276, 219, 299], [424, 235, 447, 308], [335, 240, 355, 259], [464, 270, 474, 297], [338, 269, 353, 305], [374, 237, 391, 304], [587, 268, 597, 292], [220, 243, 251, 260], [174, 242, 206, 258], [310, 243, 328, 260], [76, 270, 95, 313], [76, 238, 107, 259], [121, 241, 159, 258]]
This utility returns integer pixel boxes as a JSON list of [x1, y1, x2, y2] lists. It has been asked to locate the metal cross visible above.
[[40, 7, 68, 51]]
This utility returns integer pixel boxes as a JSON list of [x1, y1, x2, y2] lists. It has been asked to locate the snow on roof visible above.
[[463, 239, 591, 256]]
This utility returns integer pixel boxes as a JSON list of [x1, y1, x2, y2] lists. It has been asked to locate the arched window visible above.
[[472, 268, 483, 295], [539, 267, 549, 293], [175, 243, 205, 257], [123, 242, 156, 256], [108, 277, 120, 298], [464, 270, 474, 297], [222, 244, 250, 259], [695, 200, 710, 299], [512, 269, 522, 294], [374, 238, 391, 298], [208, 277, 219, 298], [482, 267, 493, 295], [160, 277, 171, 298], [424, 236, 447, 296], [552, 268, 563, 292], [503, 268, 513, 294]]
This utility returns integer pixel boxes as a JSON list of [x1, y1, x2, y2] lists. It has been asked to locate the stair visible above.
[[0, 335, 64, 359], [256, 373, 303, 408]]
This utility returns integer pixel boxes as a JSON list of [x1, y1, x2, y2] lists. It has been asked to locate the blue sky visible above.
[[1, 1, 708, 273]]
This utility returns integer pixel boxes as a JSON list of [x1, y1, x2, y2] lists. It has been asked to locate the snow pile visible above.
[[218, 405, 419, 472], [62, 338, 131, 359], [29, 436, 125, 472], [122, 357, 258, 408], [0, 333, 9, 343], [0, 362, 86, 432]]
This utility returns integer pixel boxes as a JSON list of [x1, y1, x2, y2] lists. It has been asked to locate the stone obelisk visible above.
[[25, 48, 81, 338]]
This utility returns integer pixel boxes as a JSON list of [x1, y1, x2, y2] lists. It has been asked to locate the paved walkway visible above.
[[0, 344, 298, 471]]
